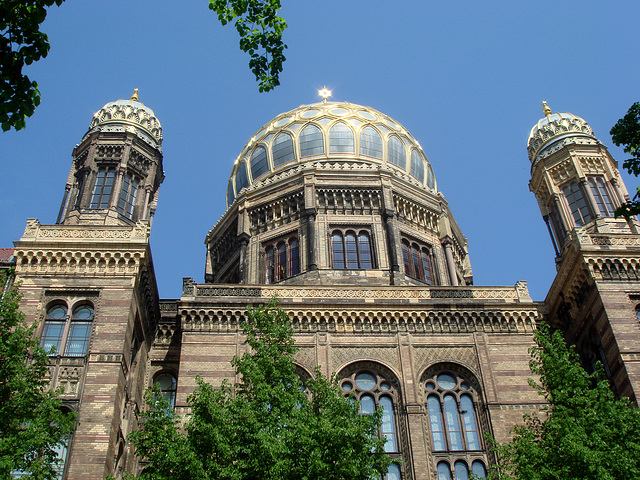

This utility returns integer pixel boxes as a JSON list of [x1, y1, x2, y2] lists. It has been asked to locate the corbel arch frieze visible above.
[[14, 248, 146, 276]]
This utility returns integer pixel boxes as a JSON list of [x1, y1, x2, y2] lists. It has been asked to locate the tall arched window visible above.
[[402, 240, 434, 285], [235, 161, 249, 193], [250, 145, 269, 180], [118, 173, 139, 219], [426, 164, 436, 190], [340, 370, 399, 453], [424, 368, 487, 479], [410, 150, 425, 183], [331, 230, 374, 269], [272, 132, 295, 167], [41, 303, 94, 357], [90, 168, 116, 209], [154, 372, 177, 409], [387, 135, 406, 169], [329, 122, 355, 153], [562, 181, 593, 226], [265, 236, 300, 283], [360, 126, 383, 159], [299, 124, 324, 157]]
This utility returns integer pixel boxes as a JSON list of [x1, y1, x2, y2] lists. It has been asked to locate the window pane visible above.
[[90, 169, 115, 209], [330, 122, 354, 153], [411, 245, 423, 281], [444, 394, 464, 450], [358, 233, 373, 269], [461, 394, 480, 450], [118, 174, 138, 219], [427, 396, 446, 451], [454, 461, 469, 480], [300, 124, 324, 157], [402, 243, 412, 276], [388, 136, 406, 169], [345, 233, 358, 269], [251, 146, 269, 179], [437, 462, 452, 480], [360, 126, 382, 158], [437, 374, 456, 390], [426, 164, 436, 189], [277, 244, 287, 281], [227, 183, 235, 206], [387, 464, 400, 480], [332, 233, 345, 269], [47, 306, 68, 319], [355, 372, 376, 390], [471, 461, 487, 479], [266, 246, 275, 284], [64, 322, 92, 356], [289, 239, 300, 276], [360, 394, 375, 414], [72, 306, 94, 320], [563, 182, 592, 226], [41, 320, 65, 355], [155, 373, 177, 408], [588, 176, 615, 217], [421, 250, 433, 285], [410, 150, 425, 183], [380, 396, 397, 452], [272, 132, 295, 166]]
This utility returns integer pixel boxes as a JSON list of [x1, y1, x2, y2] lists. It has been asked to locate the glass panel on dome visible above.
[[410, 150, 425, 183], [316, 117, 333, 126], [227, 183, 235, 206], [235, 162, 249, 193], [275, 116, 291, 127], [250, 146, 269, 179], [330, 107, 349, 116], [384, 118, 400, 130], [330, 122, 355, 153], [388, 135, 406, 169], [300, 109, 319, 118], [272, 132, 295, 167], [300, 124, 324, 157], [355, 372, 376, 390], [358, 110, 376, 120], [360, 126, 383, 159], [426, 164, 436, 189], [346, 117, 362, 128]]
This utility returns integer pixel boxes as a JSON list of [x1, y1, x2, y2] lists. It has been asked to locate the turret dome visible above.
[[84, 89, 162, 149], [527, 101, 596, 165], [226, 101, 437, 207]]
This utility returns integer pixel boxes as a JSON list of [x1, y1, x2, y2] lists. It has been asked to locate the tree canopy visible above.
[[0, 271, 76, 478], [611, 101, 640, 218], [491, 322, 640, 480], [129, 299, 391, 480]]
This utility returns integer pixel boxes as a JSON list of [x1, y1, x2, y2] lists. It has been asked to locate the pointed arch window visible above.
[[300, 124, 324, 157], [388, 136, 406, 169], [90, 168, 116, 209], [272, 132, 295, 166], [329, 122, 355, 153], [250, 145, 269, 180], [360, 126, 383, 159]]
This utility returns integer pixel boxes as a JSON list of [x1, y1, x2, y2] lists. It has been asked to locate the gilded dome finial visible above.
[[318, 86, 332, 103], [542, 100, 552, 117], [130, 88, 139, 102]]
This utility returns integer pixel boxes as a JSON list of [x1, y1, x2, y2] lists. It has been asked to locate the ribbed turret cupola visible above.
[[57, 89, 164, 227]]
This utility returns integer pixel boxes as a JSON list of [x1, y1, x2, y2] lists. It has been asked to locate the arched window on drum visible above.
[[424, 368, 487, 479]]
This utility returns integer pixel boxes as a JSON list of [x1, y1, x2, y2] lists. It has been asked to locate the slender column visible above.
[[442, 237, 459, 286], [56, 184, 71, 224], [306, 209, 317, 271], [580, 178, 600, 219], [110, 166, 126, 210], [543, 215, 559, 256], [383, 211, 400, 272], [142, 186, 152, 220], [238, 233, 250, 284], [551, 194, 568, 237]]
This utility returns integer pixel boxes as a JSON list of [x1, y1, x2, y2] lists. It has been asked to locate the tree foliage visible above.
[[0, 271, 76, 478], [610, 101, 640, 218], [491, 322, 640, 480], [0, 0, 64, 132], [209, 0, 287, 92], [129, 299, 390, 480]]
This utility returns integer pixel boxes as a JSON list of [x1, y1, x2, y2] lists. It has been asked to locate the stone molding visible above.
[[19, 218, 151, 242]]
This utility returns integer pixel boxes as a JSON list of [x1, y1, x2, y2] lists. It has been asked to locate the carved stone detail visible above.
[[413, 346, 479, 378], [332, 346, 400, 373]]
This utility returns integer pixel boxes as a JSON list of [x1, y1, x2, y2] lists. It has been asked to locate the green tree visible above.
[[209, 0, 287, 92], [490, 322, 640, 480], [0, 271, 76, 478], [129, 299, 391, 480], [611, 101, 640, 218], [0, 0, 64, 132]]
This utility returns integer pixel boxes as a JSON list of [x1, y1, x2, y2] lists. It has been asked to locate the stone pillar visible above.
[[110, 166, 126, 210], [142, 186, 152, 220], [238, 233, 250, 284], [442, 237, 459, 286], [384, 210, 400, 273], [57, 184, 71, 224], [580, 178, 600, 219], [306, 209, 318, 271]]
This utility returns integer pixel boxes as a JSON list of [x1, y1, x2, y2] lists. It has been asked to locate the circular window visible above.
[[47, 305, 67, 319], [354, 372, 376, 390], [437, 374, 457, 390], [73, 305, 94, 320]]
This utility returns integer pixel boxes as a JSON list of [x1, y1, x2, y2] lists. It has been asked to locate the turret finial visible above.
[[542, 101, 552, 117], [318, 86, 332, 103], [130, 88, 139, 102]]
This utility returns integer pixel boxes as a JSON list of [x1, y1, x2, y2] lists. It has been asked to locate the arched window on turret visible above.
[[90, 168, 116, 209], [562, 181, 593, 226], [118, 173, 139, 219], [588, 176, 616, 217]]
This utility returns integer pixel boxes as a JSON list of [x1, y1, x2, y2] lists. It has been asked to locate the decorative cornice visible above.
[[18, 219, 151, 243]]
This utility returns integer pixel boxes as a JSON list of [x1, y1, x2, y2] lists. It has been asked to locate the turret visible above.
[[57, 89, 164, 226], [528, 102, 636, 265]]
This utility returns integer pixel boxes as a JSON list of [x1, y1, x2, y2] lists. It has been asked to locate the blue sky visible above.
[[2, 1, 639, 301]]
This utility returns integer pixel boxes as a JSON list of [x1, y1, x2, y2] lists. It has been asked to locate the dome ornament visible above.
[[318, 86, 332, 103], [542, 100, 552, 118], [130, 88, 139, 102]]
